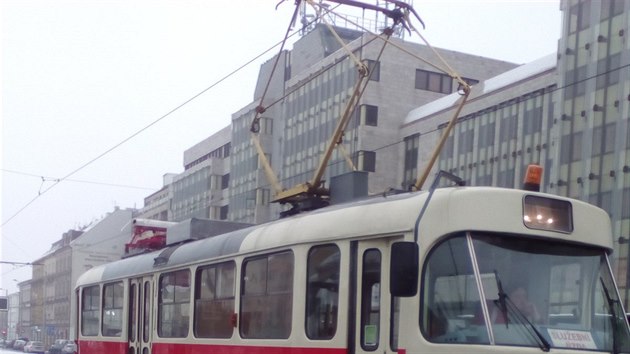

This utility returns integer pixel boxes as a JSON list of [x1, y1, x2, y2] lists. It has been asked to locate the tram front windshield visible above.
[[421, 233, 630, 352]]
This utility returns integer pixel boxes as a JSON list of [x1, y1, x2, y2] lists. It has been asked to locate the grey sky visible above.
[[1, 0, 560, 293]]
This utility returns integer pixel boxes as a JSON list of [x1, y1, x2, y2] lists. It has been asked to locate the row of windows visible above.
[[567, 0, 625, 34], [81, 245, 342, 341], [184, 143, 232, 170], [415, 69, 479, 94]]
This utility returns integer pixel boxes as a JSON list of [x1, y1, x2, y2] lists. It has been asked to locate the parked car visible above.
[[13, 339, 27, 350], [61, 342, 77, 354], [5, 339, 16, 349], [24, 340, 45, 353], [48, 339, 71, 354]]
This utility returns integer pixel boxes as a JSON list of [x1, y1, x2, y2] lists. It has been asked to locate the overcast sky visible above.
[[1, 0, 561, 293]]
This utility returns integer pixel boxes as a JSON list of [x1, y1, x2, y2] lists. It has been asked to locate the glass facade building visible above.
[[555, 0, 630, 300], [404, 0, 630, 306], [436, 86, 558, 189]]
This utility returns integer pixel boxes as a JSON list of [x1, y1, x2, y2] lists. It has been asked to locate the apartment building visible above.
[[22, 208, 136, 346]]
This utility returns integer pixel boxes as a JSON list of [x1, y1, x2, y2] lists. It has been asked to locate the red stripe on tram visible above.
[[78, 340, 348, 354], [152, 343, 348, 354]]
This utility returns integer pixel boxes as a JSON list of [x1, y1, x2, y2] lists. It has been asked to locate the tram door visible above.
[[128, 277, 153, 354], [353, 240, 395, 354]]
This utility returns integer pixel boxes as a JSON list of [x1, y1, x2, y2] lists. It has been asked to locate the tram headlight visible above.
[[523, 195, 573, 233]]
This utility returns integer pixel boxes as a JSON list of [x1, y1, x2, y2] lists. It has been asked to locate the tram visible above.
[[74, 169, 630, 354]]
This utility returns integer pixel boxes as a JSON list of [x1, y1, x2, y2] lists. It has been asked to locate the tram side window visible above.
[[158, 270, 191, 338], [102, 282, 124, 337], [194, 261, 236, 338], [81, 285, 100, 336], [241, 251, 294, 339], [306, 244, 340, 340]]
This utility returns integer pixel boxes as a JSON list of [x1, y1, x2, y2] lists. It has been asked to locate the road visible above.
[[1, 349, 47, 354]]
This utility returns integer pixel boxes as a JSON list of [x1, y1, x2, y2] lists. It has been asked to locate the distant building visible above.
[[7, 292, 19, 340], [20, 207, 136, 346], [141, 21, 517, 224], [138, 126, 232, 223], [17, 280, 31, 340], [139, 173, 177, 221], [27, 229, 82, 345]]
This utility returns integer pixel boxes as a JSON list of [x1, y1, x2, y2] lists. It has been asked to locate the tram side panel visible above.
[[77, 240, 365, 354]]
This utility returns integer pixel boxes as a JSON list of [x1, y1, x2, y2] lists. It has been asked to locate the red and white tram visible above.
[[74, 176, 630, 354]]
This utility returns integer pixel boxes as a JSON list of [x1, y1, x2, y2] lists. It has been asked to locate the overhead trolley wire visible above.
[[0, 15, 309, 229], [2, 169, 156, 191], [4, 53, 625, 276]]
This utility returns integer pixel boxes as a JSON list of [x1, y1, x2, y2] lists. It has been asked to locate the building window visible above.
[[415, 69, 452, 94], [403, 134, 420, 188], [81, 285, 100, 336], [458, 129, 474, 154], [260, 118, 273, 135], [497, 169, 516, 188], [524, 106, 543, 135], [500, 115, 518, 142], [223, 142, 231, 158], [158, 270, 191, 338], [194, 262, 236, 338], [364, 59, 380, 81], [220, 205, 229, 220], [592, 123, 616, 156], [479, 122, 495, 148], [440, 135, 454, 159], [358, 151, 376, 172], [306, 245, 340, 340], [360, 104, 378, 126], [256, 189, 271, 205], [221, 173, 230, 190], [102, 282, 123, 337], [241, 251, 294, 339]]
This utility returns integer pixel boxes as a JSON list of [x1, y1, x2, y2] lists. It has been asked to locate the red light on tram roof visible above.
[[523, 164, 543, 192]]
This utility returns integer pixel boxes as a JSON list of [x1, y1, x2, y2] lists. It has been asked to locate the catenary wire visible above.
[[2, 54, 626, 277], [2, 169, 157, 191], [0, 20, 307, 229], [3, 22, 629, 276]]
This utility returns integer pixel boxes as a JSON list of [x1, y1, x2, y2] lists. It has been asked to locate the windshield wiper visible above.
[[503, 296, 551, 352], [493, 271, 550, 352], [495, 270, 509, 327]]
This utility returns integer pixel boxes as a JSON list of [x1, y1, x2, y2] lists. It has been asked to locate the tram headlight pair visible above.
[[523, 195, 573, 233], [523, 214, 554, 225]]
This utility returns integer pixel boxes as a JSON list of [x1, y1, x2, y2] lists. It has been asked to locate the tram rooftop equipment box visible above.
[[166, 218, 253, 245], [330, 171, 368, 205]]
